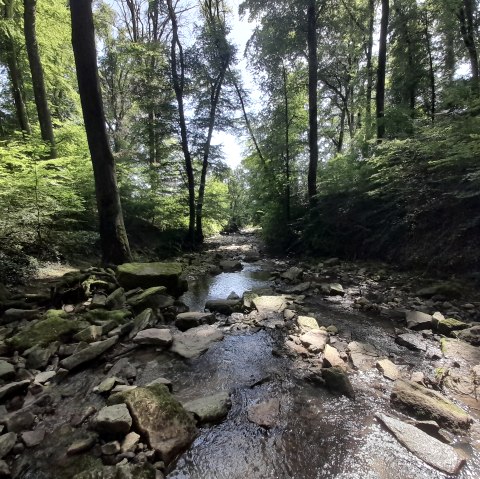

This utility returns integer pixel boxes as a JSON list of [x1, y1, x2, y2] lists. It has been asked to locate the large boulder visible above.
[[175, 312, 216, 331], [376, 413, 465, 475], [391, 379, 472, 430], [0, 380, 30, 402], [170, 325, 224, 359], [252, 296, 287, 314], [93, 404, 132, 438], [116, 262, 186, 296], [108, 384, 197, 464], [133, 328, 172, 347]]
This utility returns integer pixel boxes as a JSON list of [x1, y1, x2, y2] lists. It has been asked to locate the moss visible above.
[[7, 315, 81, 351], [44, 309, 69, 320], [440, 337, 448, 354], [83, 309, 131, 324], [436, 318, 469, 336]]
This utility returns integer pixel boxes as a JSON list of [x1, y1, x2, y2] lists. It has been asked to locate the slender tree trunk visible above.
[[338, 106, 346, 153], [70, 0, 132, 265], [167, 0, 195, 245], [24, 0, 56, 157], [3, 0, 31, 134], [148, 109, 155, 164], [307, 0, 318, 203], [376, 0, 389, 141], [458, 0, 479, 84], [444, 29, 456, 82], [424, 12, 436, 123], [365, 0, 375, 142], [282, 64, 291, 222]]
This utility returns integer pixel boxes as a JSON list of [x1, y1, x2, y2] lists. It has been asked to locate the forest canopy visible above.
[[1, 0, 480, 283]]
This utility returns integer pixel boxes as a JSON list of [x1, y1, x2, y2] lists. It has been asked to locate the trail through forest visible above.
[[1, 232, 480, 478]]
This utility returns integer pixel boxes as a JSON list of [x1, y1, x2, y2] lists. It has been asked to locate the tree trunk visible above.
[[376, 0, 389, 141], [70, 0, 132, 265], [365, 0, 375, 142], [424, 11, 436, 123], [282, 64, 291, 222], [3, 0, 31, 134], [307, 0, 318, 203], [167, 0, 196, 245], [24, 0, 56, 157], [458, 0, 479, 84]]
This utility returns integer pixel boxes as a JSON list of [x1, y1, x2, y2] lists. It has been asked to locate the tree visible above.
[[24, 0, 56, 157], [376, 0, 390, 140], [70, 0, 131, 264]]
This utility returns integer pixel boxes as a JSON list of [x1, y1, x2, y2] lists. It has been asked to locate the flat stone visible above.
[[21, 429, 45, 448], [59, 336, 118, 370], [205, 299, 241, 315], [73, 325, 103, 343], [175, 312, 215, 331], [297, 316, 319, 330], [121, 431, 140, 453], [328, 283, 345, 296], [67, 433, 98, 455], [93, 404, 132, 438], [0, 380, 30, 402], [0, 432, 16, 459], [434, 317, 469, 336], [108, 384, 197, 465], [146, 377, 173, 392], [105, 287, 126, 310], [133, 329, 173, 347], [391, 379, 471, 430], [116, 262, 185, 296], [456, 326, 480, 346], [282, 282, 311, 294], [127, 287, 174, 312], [300, 330, 329, 352], [376, 414, 465, 474], [247, 398, 280, 428], [171, 325, 224, 359], [34, 371, 56, 384], [5, 410, 35, 433], [322, 367, 355, 398], [348, 341, 379, 370], [96, 377, 120, 394], [183, 392, 231, 424], [323, 344, 347, 370], [406, 311, 432, 331], [376, 359, 399, 381], [281, 267, 303, 281], [396, 333, 426, 352], [252, 296, 287, 314], [441, 338, 480, 365], [0, 361, 14, 381], [128, 309, 156, 340], [1, 308, 40, 325]]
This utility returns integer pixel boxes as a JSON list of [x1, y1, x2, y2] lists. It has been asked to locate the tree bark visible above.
[[3, 0, 31, 134], [365, 0, 375, 142], [424, 11, 436, 123], [458, 0, 479, 84], [307, 0, 318, 203], [376, 0, 389, 141], [282, 64, 291, 222], [70, 0, 132, 265], [24, 0, 56, 157]]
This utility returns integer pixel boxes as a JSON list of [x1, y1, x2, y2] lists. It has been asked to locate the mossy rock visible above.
[[126, 286, 173, 312], [44, 309, 69, 320], [7, 315, 82, 351], [83, 309, 132, 325], [108, 383, 197, 464], [436, 318, 469, 336], [116, 262, 186, 296]]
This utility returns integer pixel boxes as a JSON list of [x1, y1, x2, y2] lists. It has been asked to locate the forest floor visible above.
[[1, 232, 480, 479]]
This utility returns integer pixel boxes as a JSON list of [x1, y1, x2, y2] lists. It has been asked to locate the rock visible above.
[[242, 292, 258, 309], [146, 378, 173, 392], [0, 460, 9, 477], [441, 338, 480, 364], [133, 329, 173, 347], [5, 410, 35, 433], [0, 361, 14, 381], [285, 340, 309, 357], [376, 414, 465, 475], [297, 316, 319, 330], [395, 333, 426, 352], [175, 312, 215, 331], [90, 294, 107, 309], [0, 380, 30, 402], [456, 325, 480, 346], [109, 358, 137, 380], [1, 308, 40, 325], [281, 267, 303, 281], [101, 441, 121, 456], [74, 325, 103, 343], [128, 309, 156, 340], [283, 309, 296, 321], [59, 336, 118, 370], [205, 299, 241, 315], [243, 250, 260, 262], [406, 311, 432, 331], [252, 296, 287, 314], [326, 325, 338, 334], [116, 262, 186, 296], [348, 341, 379, 370], [105, 288, 126, 310], [0, 432, 16, 459], [20, 429, 45, 447], [434, 317, 470, 336], [321, 367, 355, 398], [391, 379, 471, 430], [282, 282, 311, 294], [219, 260, 242, 272], [26, 343, 58, 370], [183, 392, 231, 424], [417, 282, 463, 300], [67, 433, 98, 455], [7, 315, 80, 351], [323, 344, 347, 370], [34, 371, 56, 384], [299, 330, 329, 352], [171, 325, 224, 359], [411, 372, 425, 384], [121, 432, 140, 453], [93, 404, 132, 438], [96, 377, 120, 394], [376, 359, 399, 381], [323, 257, 340, 266], [108, 384, 197, 464], [127, 287, 174, 312], [328, 283, 345, 296], [247, 398, 280, 428]]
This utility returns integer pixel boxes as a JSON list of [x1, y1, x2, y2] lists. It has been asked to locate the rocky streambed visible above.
[[0, 232, 480, 479]]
